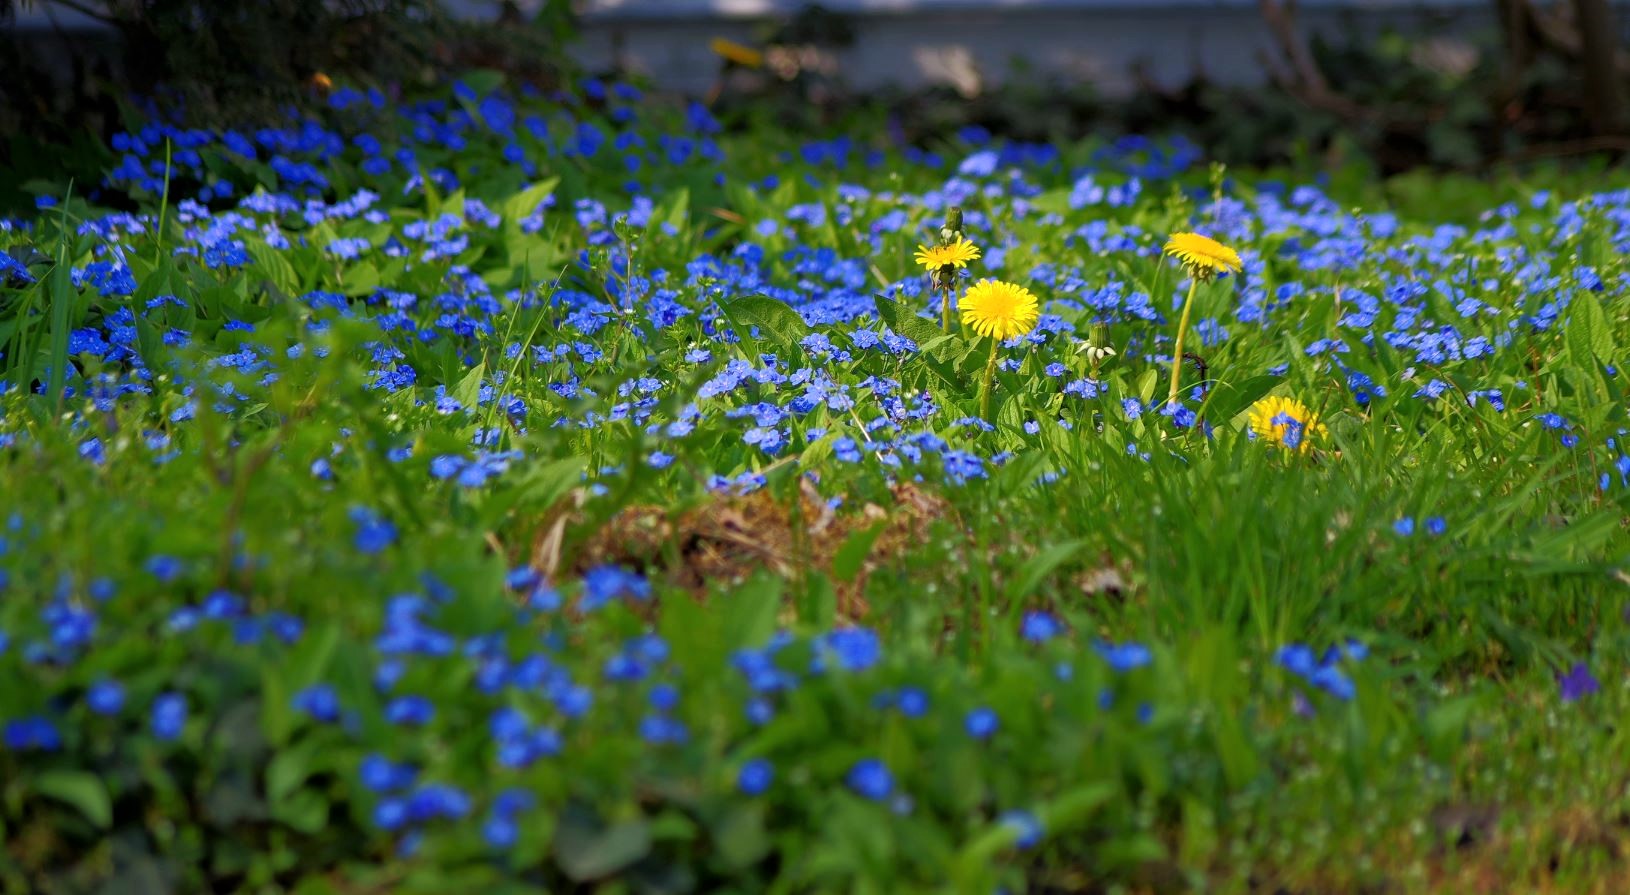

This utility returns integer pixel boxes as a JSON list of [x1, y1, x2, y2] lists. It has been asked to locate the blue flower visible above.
[[3, 716, 62, 752], [1310, 665, 1355, 701], [895, 686, 929, 718], [87, 680, 127, 716], [1392, 517, 1415, 536], [350, 507, 397, 554], [638, 713, 688, 745], [821, 628, 881, 672], [406, 783, 472, 822], [385, 695, 435, 726], [294, 684, 341, 723], [482, 814, 518, 849], [1020, 611, 1061, 643], [964, 706, 999, 740], [648, 683, 680, 712], [745, 698, 774, 725], [1095, 641, 1152, 672], [999, 809, 1044, 849], [151, 692, 187, 741], [737, 758, 774, 795], [147, 555, 184, 582], [1277, 644, 1317, 676], [360, 754, 417, 792], [580, 565, 651, 611], [373, 797, 408, 831], [846, 758, 893, 800]]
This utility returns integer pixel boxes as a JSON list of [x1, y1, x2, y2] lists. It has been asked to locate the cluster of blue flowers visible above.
[[0, 69, 1614, 507]]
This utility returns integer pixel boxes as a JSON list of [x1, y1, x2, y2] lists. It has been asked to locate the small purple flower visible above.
[[1559, 662, 1600, 702]]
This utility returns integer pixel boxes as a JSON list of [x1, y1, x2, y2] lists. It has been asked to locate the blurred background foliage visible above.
[[1, 1, 1629, 184]]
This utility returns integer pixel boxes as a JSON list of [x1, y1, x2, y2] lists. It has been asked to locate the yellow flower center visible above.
[[960, 279, 1040, 341]]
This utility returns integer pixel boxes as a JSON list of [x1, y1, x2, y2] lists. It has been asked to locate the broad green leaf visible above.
[[34, 770, 112, 829], [1007, 539, 1085, 600], [832, 521, 887, 582], [453, 361, 486, 411], [1202, 374, 1280, 427], [1567, 291, 1613, 364], [721, 295, 809, 348], [500, 177, 561, 229], [554, 817, 653, 881]]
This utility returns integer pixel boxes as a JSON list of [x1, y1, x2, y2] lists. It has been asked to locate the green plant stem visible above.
[[979, 336, 1000, 421], [940, 285, 951, 333], [1167, 277, 1200, 406]]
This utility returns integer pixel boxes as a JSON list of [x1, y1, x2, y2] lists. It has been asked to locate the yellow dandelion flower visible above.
[[1163, 232, 1243, 280], [960, 279, 1040, 341], [1248, 395, 1327, 453], [914, 237, 981, 271], [710, 37, 764, 69]]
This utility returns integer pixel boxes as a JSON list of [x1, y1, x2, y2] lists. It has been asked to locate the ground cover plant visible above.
[[0, 72, 1628, 894]]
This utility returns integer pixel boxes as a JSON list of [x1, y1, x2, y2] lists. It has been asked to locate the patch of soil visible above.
[[565, 480, 953, 620]]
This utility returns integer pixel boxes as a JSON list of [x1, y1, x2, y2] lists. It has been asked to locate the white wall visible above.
[[568, 1, 1504, 95]]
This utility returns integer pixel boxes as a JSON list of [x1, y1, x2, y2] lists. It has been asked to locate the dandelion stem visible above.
[[1167, 277, 1200, 406], [980, 336, 1000, 421], [941, 284, 951, 333]]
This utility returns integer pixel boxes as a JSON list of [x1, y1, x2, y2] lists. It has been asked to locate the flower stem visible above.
[[1167, 277, 1200, 406], [941, 284, 951, 333], [979, 336, 1000, 421]]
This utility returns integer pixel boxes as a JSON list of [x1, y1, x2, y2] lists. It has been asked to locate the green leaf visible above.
[[1567, 291, 1614, 364], [270, 789, 330, 835], [267, 738, 323, 803], [500, 177, 561, 230], [711, 803, 771, 871], [554, 816, 653, 881], [1201, 374, 1280, 426], [721, 295, 809, 348], [246, 239, 300, 295], [659, 187, 690, 233], [1423, 695, 1478, 765], [874, 296, 965, 391], [718, 571, 782, 651], [480, 455, 585, 524], [832, 521, 887, 582], [453, 361, 486, 411], [873, 294, 943, 348], [1007, 539, 1086, 601], [43, 256, 74, 405], [34, 770, 112, 829]]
